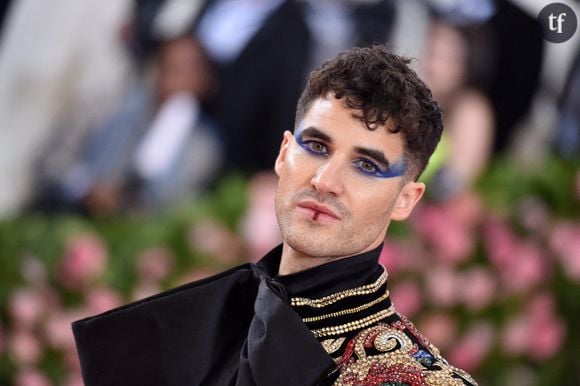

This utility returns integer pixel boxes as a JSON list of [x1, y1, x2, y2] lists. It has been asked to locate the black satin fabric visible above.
[[72, 244, 383, 386], [269, 244, 383, 299]]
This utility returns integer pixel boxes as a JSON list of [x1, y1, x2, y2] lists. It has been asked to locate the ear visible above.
[[274, 131, 293, 177], [390, 181, 425, 221]]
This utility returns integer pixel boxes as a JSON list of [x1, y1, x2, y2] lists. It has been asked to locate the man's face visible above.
[[274, 95, 425, 259], [157, 38, 213, 101]]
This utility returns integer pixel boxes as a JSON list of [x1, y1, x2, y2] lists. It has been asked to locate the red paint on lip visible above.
[[296, 201, 340, 220]]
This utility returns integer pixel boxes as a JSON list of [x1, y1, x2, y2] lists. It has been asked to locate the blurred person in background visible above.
[[0, 0, 13, 37], [192, 0, 398, 174], [32, 36, 223, 216], [72, 45, 477, 386], [422, 0, 544, 156], [192, 0, 311, 172], [0, 0, 132, 218], [114, 0, 310, 174], [554, 47, 580, 159], [302, 0, 396, 70], [420, 18, 496, 200], [486, 0, 544, 154]]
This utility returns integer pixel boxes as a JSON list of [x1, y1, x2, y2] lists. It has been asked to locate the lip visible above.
[[296, 200, 341, 220]]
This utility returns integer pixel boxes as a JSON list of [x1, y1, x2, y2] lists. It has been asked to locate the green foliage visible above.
[[478, 156, 579, 218]]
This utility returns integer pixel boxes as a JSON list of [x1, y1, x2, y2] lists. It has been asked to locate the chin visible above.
[[284, 232, 337, 258], [284, 229, 365, 259]]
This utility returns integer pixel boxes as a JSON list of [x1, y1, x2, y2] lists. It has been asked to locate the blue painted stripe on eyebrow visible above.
[[295, 126, 332, 143], [295, 126, 406, 179], [374, 158, 406, 178]]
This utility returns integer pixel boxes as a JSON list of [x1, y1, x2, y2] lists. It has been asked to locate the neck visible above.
[[278, 242, 382, 275], [278, 244, 338, 275]]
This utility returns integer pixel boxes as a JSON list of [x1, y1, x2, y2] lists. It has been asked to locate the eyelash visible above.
[[302, 140, 328, 156], [299, 140, 385, 177]]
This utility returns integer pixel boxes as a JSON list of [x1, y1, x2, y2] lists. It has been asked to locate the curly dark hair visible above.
[[295, 45, 443, 181]]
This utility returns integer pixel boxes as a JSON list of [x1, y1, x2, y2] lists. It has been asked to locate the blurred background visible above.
[[0, 0, 578, 385]]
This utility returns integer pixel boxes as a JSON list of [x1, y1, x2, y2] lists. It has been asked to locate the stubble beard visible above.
[[275, 189, 390, 259]]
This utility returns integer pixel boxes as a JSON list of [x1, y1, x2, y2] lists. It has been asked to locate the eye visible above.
[[301, 141, 328, 156], [353, 158, 381, 175]]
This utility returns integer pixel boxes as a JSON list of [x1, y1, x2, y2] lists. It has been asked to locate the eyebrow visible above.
[[353, 146, 391, 169], [297, 126, 392, 168], [297, 126, 332, 143]]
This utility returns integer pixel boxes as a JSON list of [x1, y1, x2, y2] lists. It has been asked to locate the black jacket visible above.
[[73, 247, 334, 386]]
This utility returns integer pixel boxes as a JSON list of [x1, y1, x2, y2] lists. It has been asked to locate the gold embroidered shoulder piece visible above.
[[289, 265, 477, 385], [331, 320, 478, 386]]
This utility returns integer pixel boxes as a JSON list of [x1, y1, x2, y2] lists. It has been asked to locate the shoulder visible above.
[[333, 314, 478, 386]]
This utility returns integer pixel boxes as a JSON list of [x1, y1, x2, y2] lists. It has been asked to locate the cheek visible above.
[[276, 150, 310, 199], [349, 186, 397, 223], [282, 147, 320, 181], [285, 146, 303, 171]]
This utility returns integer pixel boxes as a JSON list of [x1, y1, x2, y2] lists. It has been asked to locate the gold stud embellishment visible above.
[[311, 305, 395, 338], [321, 337, 347, 355], [291, 266, 388, 308]]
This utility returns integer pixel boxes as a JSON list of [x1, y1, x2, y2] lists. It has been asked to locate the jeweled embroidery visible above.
[[332, 323, 477, 386], [321, 337, 347, 355], [291, 266, 388, 308]]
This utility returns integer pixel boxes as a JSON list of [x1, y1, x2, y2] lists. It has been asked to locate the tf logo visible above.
[[538, 2, 578, 43]]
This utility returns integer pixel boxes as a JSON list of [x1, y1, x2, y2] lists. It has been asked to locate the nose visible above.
[[310, 157, 344, 196]]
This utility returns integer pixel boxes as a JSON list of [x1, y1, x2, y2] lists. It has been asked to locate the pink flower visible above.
[[85, 286, 123, 314], [425, 266, 459, 307], [549, 222, 577, 254], [241, 172, 281, 261], [529, 315, 565, 361], [43, 310, 84, 351], [527, 292, 556, 316], [419, 312, 457, 351], [527, 293, 566, 361], [483, 216, 519, 271], [136, 247, 174, 282], [558, 239, 580, 281], [379, 240, 423, 274], [442, 191, 484, 229], [448, 322, 494, 371], [15, 368, 51, 386], [378, 241, 401, 274], [435, 222, 473, 264], [501, 315, 530, 356], [59, 233, 108, 290], [412, 204, 473, 264], [458, 267, 497, 311], [501, 294, 566, 361], [550, 222, 580, 281], [411, 204, 443, 238], [390, 280, 423, 317], [9, 330, 42, 365], [503, 242, 549, 294], [9, 288, 45, 328]]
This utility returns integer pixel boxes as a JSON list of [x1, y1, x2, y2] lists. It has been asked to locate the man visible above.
[[73, 45, 477, 385], [33, 36, 222, 215]]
